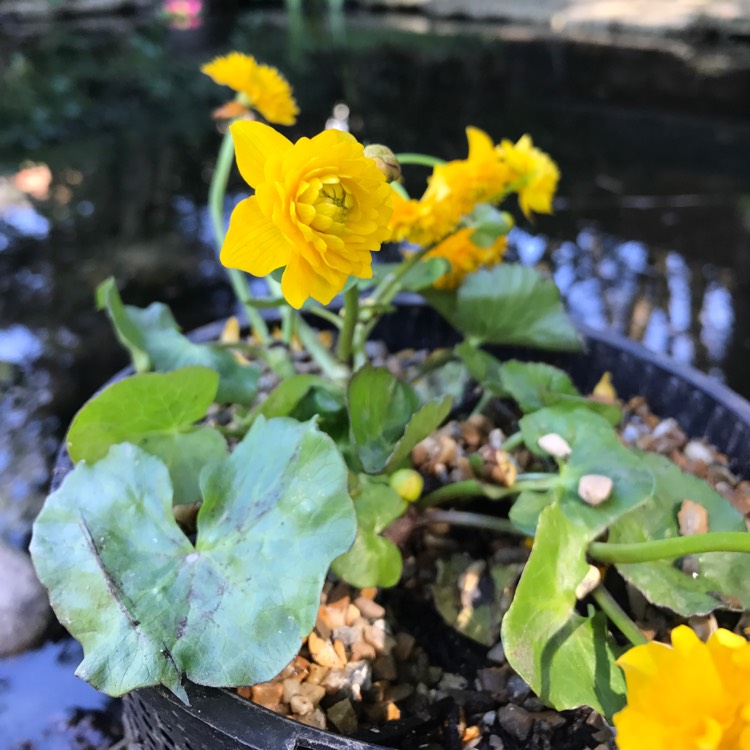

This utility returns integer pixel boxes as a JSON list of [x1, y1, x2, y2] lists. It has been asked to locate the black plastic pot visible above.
[[52, 302, 750, 750]]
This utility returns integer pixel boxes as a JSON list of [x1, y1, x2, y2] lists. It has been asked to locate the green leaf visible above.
[[97, 277, 260, 404], [499, 361, 622, 423], [348, 365, 452, 473], [609, 452, 750, 616], [467, 204, 514, 248], [425, 265, 581, 350], [30, 417, 356, 701], [332, 477, 407, 588], [96, 277, 150, 373], [432, 553, 524, 646], [454, 341, 505, 394], [66, 367, 227, 505], [509, 490, 556, 536], [412, 355, 470, 405], [365, 257, 452, 293], [249, 374, 330, 421], [518, 408, 654, 536], [502, 503, 626, 718]]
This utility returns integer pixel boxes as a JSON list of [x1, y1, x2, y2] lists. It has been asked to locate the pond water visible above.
[[0, 5, 749, 747]]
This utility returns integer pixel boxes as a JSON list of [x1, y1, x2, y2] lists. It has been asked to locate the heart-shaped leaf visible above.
[[365, 257, 452, 292], [348, 365, 452, 473], [425, 265, 581, 350], [509, 490, 556, 536], [30, 417, 356, 701], [97, 277, 259, 404], [502, 503, 626, 718], [66, 367, 226, 505], [454, 341, 505, 394], [332, 477, 407, 588], [249, 374, 331, 421], [609, 452, 750, 616], [517, 407, 654, 536]]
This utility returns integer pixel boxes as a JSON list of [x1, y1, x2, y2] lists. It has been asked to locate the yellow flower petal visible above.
[[614, 626, 750, 750], [201, 52, 257, 91], [220, 196, 293, 276], [230, 121, 293, 189]]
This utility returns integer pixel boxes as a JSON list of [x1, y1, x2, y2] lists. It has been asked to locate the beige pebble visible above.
[[351, 639, 377, 662], [290, 694, 314, 716], [306, 663, 330, 685], [354, 596, 386, 620], [308, 631, 345, 669], [250, 682, 284, 709], [363, 621, 387, 653], [538, 433, 572, 459], [574, 565, 602, 600], [678, 499, 709, 536], [577, 474, 613, 506], [345, 603, 362, 625]]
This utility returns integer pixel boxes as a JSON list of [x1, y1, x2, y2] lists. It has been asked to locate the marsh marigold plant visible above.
[[614, 625, 750, 750], [201, 52, 299, 125], [221, 121, 392, 309]]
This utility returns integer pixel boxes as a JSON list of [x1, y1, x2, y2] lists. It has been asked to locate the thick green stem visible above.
[[588, 532, 750, 564], [209, 129, 270, 343], [418, 510, 525, 537], [591, 585, 648, 647], [294, 316, 350, 383], [395, 152, 447, 168], [337, 286, 359, 363], [419, 477, 557, 508], [502, 432, 524, 452]]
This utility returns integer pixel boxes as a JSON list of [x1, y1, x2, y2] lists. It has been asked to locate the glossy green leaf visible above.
[[609, 452, 750, 616], [425, 265, 581, 350], [30, 417, 356, 701], [332, 478, 407, 588], [97, 277, 260, 404], [468, 204, 514, 248], [502, 503, 626, 718], [66, 367, 226, 505], [348, 365, 452, 473], [518, 408, 654, 535]]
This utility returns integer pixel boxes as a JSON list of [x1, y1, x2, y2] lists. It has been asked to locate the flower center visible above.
[[314, 182, 353, 227]]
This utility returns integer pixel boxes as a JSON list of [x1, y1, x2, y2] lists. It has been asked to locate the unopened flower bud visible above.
[[389, 468, 423, 502], [363, 144, 401, 183]]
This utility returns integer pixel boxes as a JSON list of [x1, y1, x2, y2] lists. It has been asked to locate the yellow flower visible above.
[[221, 121, 393, 309], [423, 126, 510, 215], [201, 52, 299, 126], [422, 227, 507, 290], [614, 625, 750, 750], [388, 127, 510, 247], [497, 134, 559, 218], [388, 189, 459, 247]]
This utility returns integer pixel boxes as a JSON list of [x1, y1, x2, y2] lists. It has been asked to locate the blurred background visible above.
[[0, 1, 749, 747]]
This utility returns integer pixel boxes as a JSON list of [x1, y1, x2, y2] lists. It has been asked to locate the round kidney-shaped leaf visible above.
[[30, 417, 356, 702]]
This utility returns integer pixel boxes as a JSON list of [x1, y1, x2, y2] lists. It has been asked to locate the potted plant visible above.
[[31, 52, 750, 750]]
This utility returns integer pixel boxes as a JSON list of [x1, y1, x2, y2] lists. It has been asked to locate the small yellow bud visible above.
[[363, 144, 401, 183], [592, 371, 617, 401], [389, 468, 423, 502]]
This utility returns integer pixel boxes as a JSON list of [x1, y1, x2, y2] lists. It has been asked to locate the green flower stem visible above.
[[590, 585, 648, 647], [588, 533, 750, 564], [303, 304, 343, 330], [209, 129, 270, 344], [417, 510, 525, 537], [501, 432, 524, 451], [353, 243, 435, 367], [293, 313, 350, 383], [390, 181, 410, 200], [419, 477, 557, 508], [337, 286, 359, 363], [395, 152, 447, 168]]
